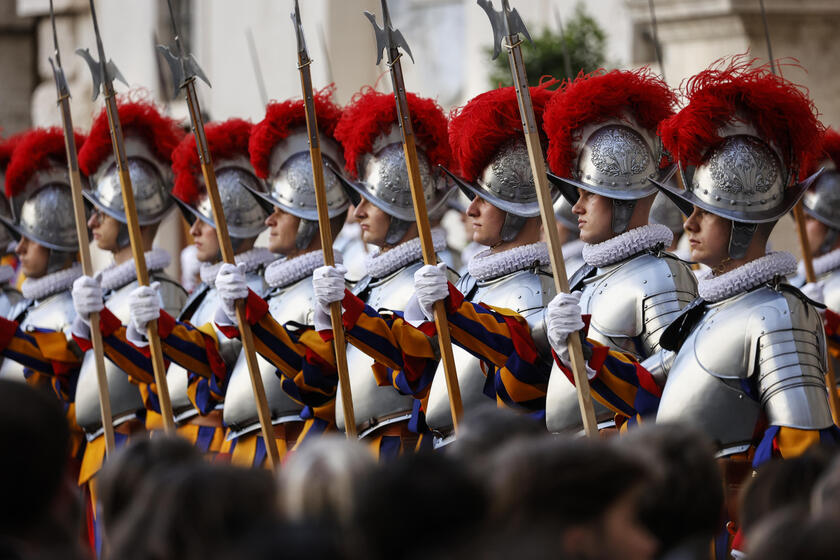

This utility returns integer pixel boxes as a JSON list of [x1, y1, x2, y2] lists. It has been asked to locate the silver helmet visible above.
[[655, 122, 821, 258], [176, 155, 269, 241], [553, 195, 578, 232], [243, 130, 348, 250], [83, 137, 174, 230], [333, 128, 452, 245], [548, 118, 670, 234], [803, 170, 840, 254], [649, 192, 684, 238]]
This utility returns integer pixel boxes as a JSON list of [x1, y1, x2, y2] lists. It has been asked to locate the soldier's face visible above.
[[87, 210, 121, 253], [189, 219, 220, 263], [466, 195, 506, 246], [683, 207, 730, 267], [804, 214, 829, 256], [573, 190, 614, 244], [15, 236, 50, 279], [353, 197, 390, 247], [265, 206, 301, 255]]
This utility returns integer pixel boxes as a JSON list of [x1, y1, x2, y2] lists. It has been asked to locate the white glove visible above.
[[215, 262, 249, 321], [312, 265, 347, 331], [414, 263, 449, 321], [72, 274, 104, 324], [128, 283, 162, 333], [546, 291, 585, 359], [802, 281, 825, 305]]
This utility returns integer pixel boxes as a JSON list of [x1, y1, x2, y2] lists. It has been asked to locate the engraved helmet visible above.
[[2, 128, 86, 272], [654, 60, 824, 258], [172, 119, 269, 243], [78, 101, 181, 241], [544, 69, 678, 234], [802, 128, 840, 253], [443, 84, 558, 243], [248, 91, 348, 250], [333, 89, 452, 246], [553, 196, 578, 232]]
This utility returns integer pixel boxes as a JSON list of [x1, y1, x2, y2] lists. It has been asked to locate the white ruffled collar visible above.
[[21, 263, 82, 301], [200, 247, 276, 288], [365, 229, 447, 279], [0, 265, 15, 285], [698, 252, 797, 303], [468, 242, 550, 282], [100, 248, 171, 291], [798, 248, 840, 279], [582, 224, 673, 268], [265, 250, 343, 289]]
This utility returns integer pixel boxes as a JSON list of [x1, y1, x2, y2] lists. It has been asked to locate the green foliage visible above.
[[488, 2, 608, 89]]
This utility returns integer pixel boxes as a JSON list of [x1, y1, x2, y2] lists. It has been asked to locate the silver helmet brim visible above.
[[650, 167, 823, 224], [547, 165, 673, 204], [172, 196, 267, 240], [82, 188, 171, 227], [239, 176, 349, 222], [0, 213, 79, 252], [439, 165, 544, 218]]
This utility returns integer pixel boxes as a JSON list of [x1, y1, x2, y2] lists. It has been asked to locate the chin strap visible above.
[[728, 221, 758, 260], [384, 216, 412, 246], [611, 199, 637, 234], [295, 219, 319, 251]]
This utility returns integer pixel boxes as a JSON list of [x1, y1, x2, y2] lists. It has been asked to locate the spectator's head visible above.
[[812, 455, 840, 520], [747, 506, 840, 560], [448, 403, 545, 464]]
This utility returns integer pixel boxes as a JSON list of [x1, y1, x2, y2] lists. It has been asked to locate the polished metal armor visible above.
[[554, 196, 578, 231], [336, 260, 457, 437], [84, 138, 174, 226], [653, 286, 833, 456], [223, 276, 311, 438], [425, 266, 554, 440], [177, 156, 269, 240], [0, 291, 76, 384], [167, 270, 266, 423], [803, 170, 840, 254], [650, 192, 685, 238], [3, 182, 79, 252], [545, 251, 697, 433], [75, 272, 186, 436]]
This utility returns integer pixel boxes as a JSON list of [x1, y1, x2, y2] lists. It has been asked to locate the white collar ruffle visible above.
[[698, 251, 797, 303], [0, 265, 15, 285], [799, 248, 840, 279], [365, 228, 447, 280], [582, 224, 673, 268], [265, 249, 343, 289], [21, 263, 82, 301], [100, 248, 171, 291], [468, 242, 550, 282], [200, 247, 276, 288]]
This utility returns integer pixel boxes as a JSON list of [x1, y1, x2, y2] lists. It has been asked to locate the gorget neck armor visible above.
[[21, 263, 82, 301], [199, 247, 276, 288], [582, 224, 673, 268], [365, 228, 446, 280], [100, 248, 171, 291], [467, 242, 549, 282], [264, 249, 341, 290], [697, 252, 797, 303]]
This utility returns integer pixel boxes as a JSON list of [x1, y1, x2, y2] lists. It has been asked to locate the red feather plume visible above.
[[78, 99, 183, 177], [249, 87, 343, 179], [449, 83, 554, 182], [658, 57, 823, 180], [820, 127, 840, 170], [171, 119, 254, 205], [543, 68, 677, 178], [5, 128, 85, 197], [0, 134, 24, 170], [334, 87, 450, 179]]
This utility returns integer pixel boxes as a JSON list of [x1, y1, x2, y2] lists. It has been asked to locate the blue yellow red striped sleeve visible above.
[[753, 425, 840, 467], [0, 316, 81, 378], [155, 311, 227, 383], [554, 337, 663, 419], [334, 289, 438, 397]]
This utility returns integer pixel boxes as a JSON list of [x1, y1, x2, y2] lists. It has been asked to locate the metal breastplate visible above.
[[336, 261, 427, 437], [580, 252, 697, 359], [0, 292, 75, 384], [657, 287, 833, 455], [168, 272, 263, 423], [76, 273, 187, 435], [223, 276, 311, 438], [425, 267, 554, 435]]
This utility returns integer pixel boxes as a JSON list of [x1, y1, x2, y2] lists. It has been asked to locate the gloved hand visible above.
[[802, 281, 825, 305], [312, 265, 347, 331], [128, 282, 162, 334], [414, 263, 449, 321], [546, 291, 585, 359], [215, 262, 249, 321], [72, 274, 104, 324]]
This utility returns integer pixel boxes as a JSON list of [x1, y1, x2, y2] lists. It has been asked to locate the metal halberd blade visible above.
[[477, 0, 532, 60], [364, 0, 414, 66], [76, 0, 127, 101], [48, 0, 70, 99], [291, 0, 309, 58], [157, 0, 211, 99]]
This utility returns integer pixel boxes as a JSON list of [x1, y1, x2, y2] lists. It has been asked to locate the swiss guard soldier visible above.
[[71, 100, 187, 489], [72, 118, 275, 459], [213, 92, 350, 465], [0, 135, 23, 316], [547, 60, 839, 463], [541, 69, 698, 433]]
